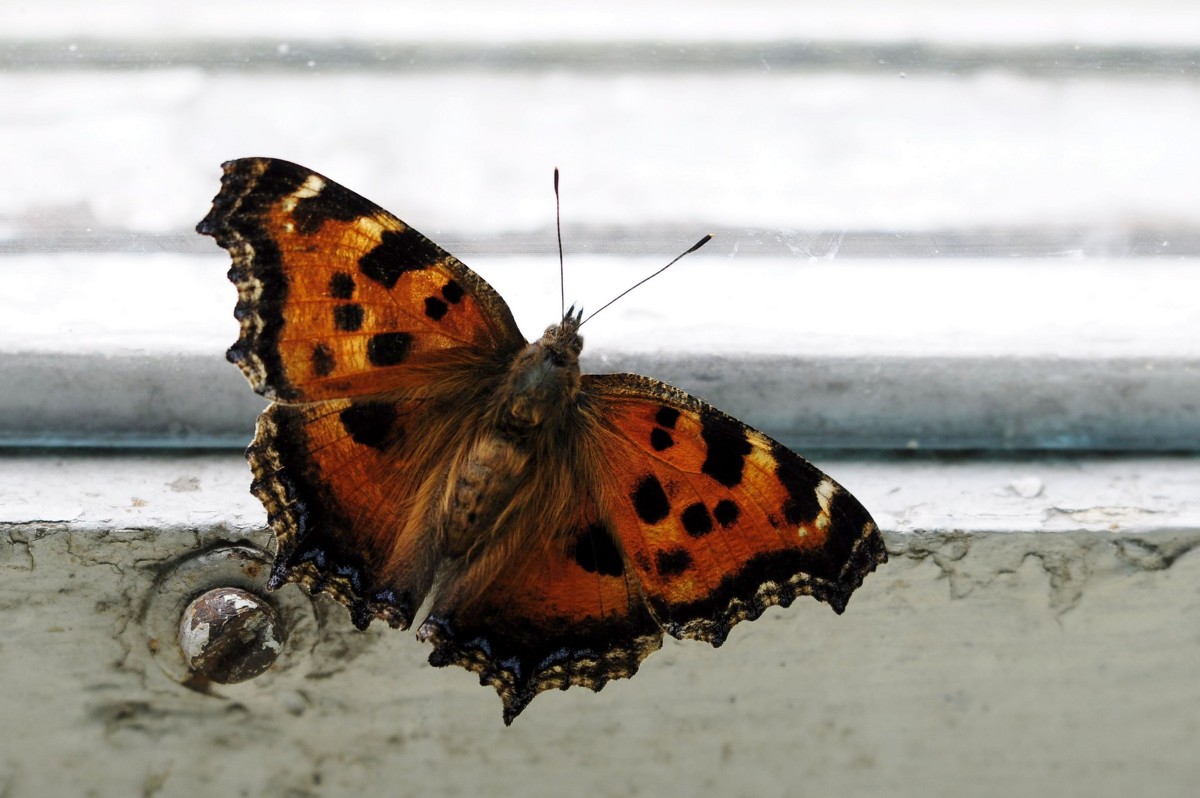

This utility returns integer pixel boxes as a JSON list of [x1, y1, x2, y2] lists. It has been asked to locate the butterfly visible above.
[[197, 157, 887, 724]]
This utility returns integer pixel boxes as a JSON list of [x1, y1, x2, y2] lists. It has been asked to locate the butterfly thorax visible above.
[[440, 313, 584, 558], [497, 313, 584, 434]]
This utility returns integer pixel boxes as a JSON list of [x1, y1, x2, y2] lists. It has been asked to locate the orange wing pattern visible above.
[[584, 373, 886, 646], [417, 494, 663, 724], [197, 158, 525, 403]]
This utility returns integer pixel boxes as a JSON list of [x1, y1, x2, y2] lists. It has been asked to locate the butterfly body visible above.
[[199, 158, 886, 724]]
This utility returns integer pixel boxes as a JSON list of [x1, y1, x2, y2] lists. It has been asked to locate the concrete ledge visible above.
[[1, 452, 1197, 797]]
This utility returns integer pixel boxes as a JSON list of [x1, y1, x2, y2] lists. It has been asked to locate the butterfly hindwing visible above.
[[584, 373, 887, 645], [417, 495, 663, 725], [248, 394, 487, 630], [197, 157, 525, 403]]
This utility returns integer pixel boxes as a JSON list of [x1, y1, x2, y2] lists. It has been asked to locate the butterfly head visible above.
[[542, 304, 584, 366]]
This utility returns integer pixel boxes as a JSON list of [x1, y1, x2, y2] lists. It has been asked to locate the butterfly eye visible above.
[[546, 349, 569, 368]]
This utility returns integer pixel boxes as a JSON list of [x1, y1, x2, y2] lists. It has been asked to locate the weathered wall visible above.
[[2, 454, 1197, 798]]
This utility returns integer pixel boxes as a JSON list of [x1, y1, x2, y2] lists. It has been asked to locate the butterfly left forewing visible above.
[[198, 158, 529, 629], [198, 157, 525, 403], [584, 373, 887, 645]]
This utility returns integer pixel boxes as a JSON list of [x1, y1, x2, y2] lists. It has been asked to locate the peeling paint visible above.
[[1047, 505, 1163, 527], [1, 530, 35, 572], [168, 477, 201, 493], [1113, 536, 1200, 572]]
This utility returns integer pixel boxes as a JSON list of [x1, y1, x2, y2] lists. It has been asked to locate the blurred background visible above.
[[2, 0, 1197, 451]]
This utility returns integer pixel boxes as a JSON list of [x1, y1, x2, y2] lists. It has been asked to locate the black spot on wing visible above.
[[311, 343, 335, 377], [713, 499, 740, 528], [329, 272, 356, 299], [655, 548, 693, 577], [572, 523, 624, 577], [442, 280, 465, 304], [700, 411, 751, 488], [333, 303, 364, 332], [655, 406, 680, 429], [632, 475, 670, 524], [293, 178, 375, 235], [243, 159, 305, 214], [771, 442, 822, 525], [367, 332, 413, 366], [681, 502, 714, 538], [339, 401, 399, 450], [650, 428, 674, 451], [425, 296, 449, 321], [761, 487, 878, 590], [359, 228, 442, 290]]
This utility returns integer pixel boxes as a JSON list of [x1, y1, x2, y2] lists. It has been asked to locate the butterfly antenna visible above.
[[554, 168, 565, 320], [579, 234, 713, 327]]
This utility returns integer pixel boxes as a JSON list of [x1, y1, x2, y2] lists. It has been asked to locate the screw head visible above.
[[178, 588, 284, 684]]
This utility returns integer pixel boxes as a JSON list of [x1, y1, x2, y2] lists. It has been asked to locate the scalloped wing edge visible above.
[[416, 615, 664, 725], [664, 519, 887, 646], [246, 407, 416, 631]]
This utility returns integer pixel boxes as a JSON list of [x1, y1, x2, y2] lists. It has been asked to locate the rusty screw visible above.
[[178, 588, 285, 684]]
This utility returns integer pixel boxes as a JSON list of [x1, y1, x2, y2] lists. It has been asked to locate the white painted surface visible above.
[[6, 0, 1200, 46], [6, 452, 1200, 536], [4, 253, 1197, 358], [4, 252, 1195, 450]]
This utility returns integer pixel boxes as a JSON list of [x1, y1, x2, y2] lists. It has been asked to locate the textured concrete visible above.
[[1, 453, 1198, 798]]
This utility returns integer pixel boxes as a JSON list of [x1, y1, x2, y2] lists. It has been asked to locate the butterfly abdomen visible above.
[[441, 434, 535, 558], [427, 316, 586, 568], [419, 314, 609, 610]]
